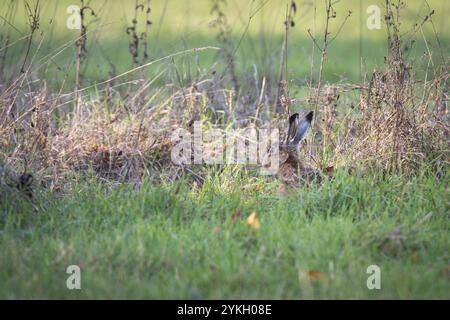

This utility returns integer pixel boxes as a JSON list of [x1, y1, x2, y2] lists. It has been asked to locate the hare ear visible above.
[[297, 111, 313, 141], [287, 111, 314, 145], [287, 113, 300, 143]]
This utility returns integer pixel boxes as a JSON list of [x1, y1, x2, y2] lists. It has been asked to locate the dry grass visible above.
[[0, 0, 448, 194]]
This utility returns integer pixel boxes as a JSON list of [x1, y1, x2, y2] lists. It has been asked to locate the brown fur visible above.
[[278, 154, 322, 193], [277, 112, 323, 194]]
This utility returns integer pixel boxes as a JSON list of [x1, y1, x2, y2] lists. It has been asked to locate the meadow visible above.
[[0, 0, 449, 299], [1, 168, 449, 299]]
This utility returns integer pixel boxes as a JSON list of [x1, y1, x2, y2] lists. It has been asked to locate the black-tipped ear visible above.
[[287, 113, 299, 142], [288, 113, 299, 127], [286, 112, 313, 146], [293, 111, 313, 144]]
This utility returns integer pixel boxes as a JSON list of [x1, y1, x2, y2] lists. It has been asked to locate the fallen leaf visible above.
[[307, 270, 328, 282], [246, 211, 260, 230], [298, 269, 328, 283]]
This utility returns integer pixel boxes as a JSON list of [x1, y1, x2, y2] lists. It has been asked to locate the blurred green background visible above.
[[1, 0, 448, 88]]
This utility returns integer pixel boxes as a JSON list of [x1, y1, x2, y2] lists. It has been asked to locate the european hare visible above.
[[278, 111, 322, 193]]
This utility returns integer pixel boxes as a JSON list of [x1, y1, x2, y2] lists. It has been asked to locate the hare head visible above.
[[283, 111, 314, 163], [278, 111, 319, 191]]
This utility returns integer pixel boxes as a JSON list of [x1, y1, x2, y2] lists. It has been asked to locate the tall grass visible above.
[[0, 1, 447, 187]]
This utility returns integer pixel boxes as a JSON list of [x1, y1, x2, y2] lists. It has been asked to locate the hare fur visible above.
[[277, 111, 322, 193]]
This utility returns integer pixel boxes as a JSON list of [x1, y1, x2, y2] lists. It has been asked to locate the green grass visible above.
[[1, 168, 448, 299]]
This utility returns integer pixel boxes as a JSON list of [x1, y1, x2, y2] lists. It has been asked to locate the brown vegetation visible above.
[[0, 0, 448, 194]]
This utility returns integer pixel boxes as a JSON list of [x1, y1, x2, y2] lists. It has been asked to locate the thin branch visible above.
[[328, 10, 352, 45], [307, 28, 322, 51]]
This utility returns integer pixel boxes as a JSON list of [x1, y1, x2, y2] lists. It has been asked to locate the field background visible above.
[[2, 0, 449, 85], [0, 0, 449, 299]]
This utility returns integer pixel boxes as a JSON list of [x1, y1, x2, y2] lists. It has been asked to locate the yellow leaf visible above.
[[307, 270, 327, 282], [246, 211, 260, 230]]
